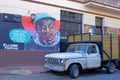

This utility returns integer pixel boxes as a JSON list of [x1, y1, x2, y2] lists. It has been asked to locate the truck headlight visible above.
[[60, 59, 64, 64], [44, 57, 47, 62]]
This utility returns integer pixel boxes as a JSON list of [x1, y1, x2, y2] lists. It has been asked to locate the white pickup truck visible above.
[[44, 41, 120, 78]]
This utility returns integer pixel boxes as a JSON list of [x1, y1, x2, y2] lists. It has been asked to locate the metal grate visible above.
[[47, 58, 59, 64]]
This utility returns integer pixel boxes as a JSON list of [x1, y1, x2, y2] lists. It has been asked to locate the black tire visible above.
[[106, 62, 115, 73], [117, 60, 120, 70], [69, 64, 80, 78]]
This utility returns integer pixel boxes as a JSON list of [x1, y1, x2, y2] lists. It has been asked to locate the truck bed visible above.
[[67, 33, 120, 61]]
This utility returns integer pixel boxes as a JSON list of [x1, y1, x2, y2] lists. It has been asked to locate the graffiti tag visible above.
[[3, 43, 18, 50]]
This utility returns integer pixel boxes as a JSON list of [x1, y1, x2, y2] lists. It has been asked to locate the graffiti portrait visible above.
[[23, 13, 60, 50], [0, 13, 60, 50]]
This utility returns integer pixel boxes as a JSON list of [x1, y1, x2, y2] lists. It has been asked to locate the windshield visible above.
[[66, 44, 87, 53]]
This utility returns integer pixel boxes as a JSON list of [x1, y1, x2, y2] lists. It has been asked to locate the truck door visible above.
[[86, 44, 101, 68]]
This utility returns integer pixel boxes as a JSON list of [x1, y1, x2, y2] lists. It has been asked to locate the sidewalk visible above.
[[0, 66, 48, 75]]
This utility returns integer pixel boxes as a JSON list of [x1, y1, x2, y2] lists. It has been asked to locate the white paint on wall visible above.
[[0, 0, 119, 29], [105, 18, 120, 28], [84, 13, 95, 25], [0, 0, 60, 19]]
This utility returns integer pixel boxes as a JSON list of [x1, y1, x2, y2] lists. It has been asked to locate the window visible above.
[[95, 17, 103, 34], [78, 45, 87, 53], [60, 10, 82, 38], [87, 45, 97, 53], [95, 17, 103, 28], [66, 44, 87, 53]]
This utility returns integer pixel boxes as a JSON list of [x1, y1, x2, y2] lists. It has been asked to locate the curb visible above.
[[0, 66, 49, 75]]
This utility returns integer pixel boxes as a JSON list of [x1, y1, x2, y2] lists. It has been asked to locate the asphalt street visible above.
[[0, 69, 120, 80]]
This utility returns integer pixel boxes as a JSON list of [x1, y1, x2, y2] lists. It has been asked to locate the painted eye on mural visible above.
[[41, 25, 47, 30], [48, 25, 54, 30]]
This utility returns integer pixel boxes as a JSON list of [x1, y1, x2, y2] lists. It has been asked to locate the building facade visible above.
[[0, 0, 120, 71]]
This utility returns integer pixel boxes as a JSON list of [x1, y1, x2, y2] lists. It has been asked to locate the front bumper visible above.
[[44, 63, 65, 72]]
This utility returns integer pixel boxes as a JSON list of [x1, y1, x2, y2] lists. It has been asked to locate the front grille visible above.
[[47, 58, 59, 64]]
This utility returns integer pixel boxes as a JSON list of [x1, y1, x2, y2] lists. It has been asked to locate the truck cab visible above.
[[67, 42, 101, 68], [44, 41, 102, 78]]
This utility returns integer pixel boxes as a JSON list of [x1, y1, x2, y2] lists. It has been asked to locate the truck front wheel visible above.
[[106, 62, 115, 73], [69, 64, 80, 78]]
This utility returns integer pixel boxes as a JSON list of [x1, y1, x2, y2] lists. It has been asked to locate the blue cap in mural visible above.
[[35, 13, 55, 22]]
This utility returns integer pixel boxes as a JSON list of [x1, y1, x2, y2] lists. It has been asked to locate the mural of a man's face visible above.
[[36, 19, 56, 45]]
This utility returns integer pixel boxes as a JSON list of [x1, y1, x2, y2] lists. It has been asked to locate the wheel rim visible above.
[[73, 65, 79, 77], [107, 62, 115, 73], [109, 63, 115, 73]]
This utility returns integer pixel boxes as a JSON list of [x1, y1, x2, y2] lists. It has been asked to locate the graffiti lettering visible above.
[[3, 43, 18, 50]]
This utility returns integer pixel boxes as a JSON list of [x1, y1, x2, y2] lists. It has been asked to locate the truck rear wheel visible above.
[[106, 62, 115, 73], [118, 60, 120, 70], [69, 64, 80, 78]]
